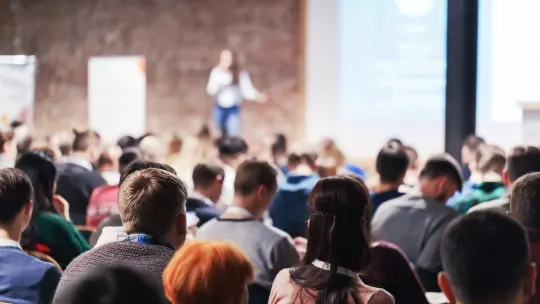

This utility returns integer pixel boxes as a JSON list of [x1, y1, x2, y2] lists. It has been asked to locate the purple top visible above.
[[364, 241, 429, 304]]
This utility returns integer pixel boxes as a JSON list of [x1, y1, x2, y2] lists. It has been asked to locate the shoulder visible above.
[[270, 269, 296, 300], [365, 288, 395, 304], [264, 224, 295, 245], [468, 195, 510, 213], [35, 212, 77, 230]]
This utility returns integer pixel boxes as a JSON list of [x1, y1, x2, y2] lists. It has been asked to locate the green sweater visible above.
[[30, 212, 90, 269]]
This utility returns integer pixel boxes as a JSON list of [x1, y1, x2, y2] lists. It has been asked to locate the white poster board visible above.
[[88, 56, 146, 142], [0, 55, 37, 127]]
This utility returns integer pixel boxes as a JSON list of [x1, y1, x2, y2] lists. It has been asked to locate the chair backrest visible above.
[[25, 250, 62, 271]]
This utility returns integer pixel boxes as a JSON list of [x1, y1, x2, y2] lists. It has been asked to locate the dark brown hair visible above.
[[510, 172, 540, 229], [506, 146, 540, 182], [290, 176, 371, 304], [233, 160, 277, 196], [0, 168, 32, 224], [192, 163, 224, 188], [118, 168, 187, 236], [72, 129, 98, 152]]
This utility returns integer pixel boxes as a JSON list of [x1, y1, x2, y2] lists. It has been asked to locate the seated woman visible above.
[[163, 240, 254, 304], [16, 151, 90, 269], [269, 176, 394, 304]]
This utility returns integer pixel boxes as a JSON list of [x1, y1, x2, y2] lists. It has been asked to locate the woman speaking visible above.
[[206, 49, 267, 137]]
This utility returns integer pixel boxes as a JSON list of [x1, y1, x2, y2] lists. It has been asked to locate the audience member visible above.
[[88, 160, 178, 246], [116, 135, 138, 151], [372, 154, 462, 291], [57, 167, 187, 291], [15, 152, 90, 268], [403, 145, 420, 186], [270, 176, 394, 304], [165, 132, 183, 168], [51, 131, 74, 158], [198, 160, 299, 303], [139, 135, 167, 163], [469, 145, 540, 213], [371, 142, 409, 214], [96, 145, 122, 185], [187, 163, 224, 226], [54, 266, 166, 304], [271, 141, 288, 174], [175, 125, 215, 191], [0, 168, 62, 304], [508, 172, 540, 304], [86, 148, 142, 228], [449, 144, 507, 213], [163, 240, 254, 304], [270, 153, 319, 238], [216, 136, 249, 207], [56, 129, 105, 225], [439, 211, 535, 304], [0, 129, 17, 169], [460, 134, 485, 181]]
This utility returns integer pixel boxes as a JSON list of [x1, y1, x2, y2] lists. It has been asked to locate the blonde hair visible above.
[[163, 240, 254, 304]]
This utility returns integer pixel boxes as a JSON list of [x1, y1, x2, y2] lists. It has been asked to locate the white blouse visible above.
[[206, 67, 260, 108]]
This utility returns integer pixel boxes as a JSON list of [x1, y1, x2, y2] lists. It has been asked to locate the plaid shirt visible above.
[[124, 233, 174, 250]]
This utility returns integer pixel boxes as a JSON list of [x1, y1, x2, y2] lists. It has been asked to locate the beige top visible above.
[[269, 269, 395, 304]]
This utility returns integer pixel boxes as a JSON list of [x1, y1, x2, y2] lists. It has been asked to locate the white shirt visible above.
[[206, 67, 260, 108], [0, 238, 22, 250], [64, 155, 93, 171], [190, 191, 215, 207]]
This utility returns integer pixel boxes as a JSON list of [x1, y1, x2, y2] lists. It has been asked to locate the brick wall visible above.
[[0, 0, 302, 147]]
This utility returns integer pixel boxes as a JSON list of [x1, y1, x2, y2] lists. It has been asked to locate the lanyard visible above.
[[225, 206, 255, 218], [311, 259, 359, 279]]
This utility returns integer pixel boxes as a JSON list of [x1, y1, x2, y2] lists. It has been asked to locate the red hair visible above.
[[163, 240, 254, 304]]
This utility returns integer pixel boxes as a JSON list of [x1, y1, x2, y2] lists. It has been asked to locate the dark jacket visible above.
[[269, 173, 319, 238], [56, 162, 105, 225], [56, 241, 174, 298], [0, 246, 61, 304], [186, 197, 221, 227]]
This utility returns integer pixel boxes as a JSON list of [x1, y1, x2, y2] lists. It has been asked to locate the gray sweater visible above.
[[55, 241, 174, 297], [197, 218, 299, 290]]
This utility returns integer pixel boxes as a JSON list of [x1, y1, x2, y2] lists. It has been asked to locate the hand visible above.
[[52, 194, 70, 221], [256, 93, 269, 103]]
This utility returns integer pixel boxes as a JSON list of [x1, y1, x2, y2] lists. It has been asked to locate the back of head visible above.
[[163, 240, 253, 304], [0, 128, 14, 154], [506, 146, 540, 183], [97, 146, 122, 171], [119, 160, 176, 186], [403, 145, 418, 169], [375, 142, 409, 184], [118, 148, 143, 174], [139, 135, 166, 162], [15, 152, 57, 213], [54, 266, 166, 304], [440, 211, 531, 304], [510, 172, 540, 229], [72, 129, 98, 153], [166, 133, 183, 155], [475, 144, 506, 175], [462, 134, 485, 163], [234, 160, 277, 197], [420, 153, 463, 191], [118, 168, 187, 237], [0, 168, 32, 225], [216, 136, 248, 158], [117, 135, 138, 151], [291, 176, 371, 303], [192, 163, 224, 188]]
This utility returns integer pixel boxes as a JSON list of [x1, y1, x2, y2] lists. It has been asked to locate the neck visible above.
[[228, 197, 263, 219], [193, 187, 216, 203], [374, 181, 402, 193], [71, 151, 89, 160], [0, 226, 21, 243]]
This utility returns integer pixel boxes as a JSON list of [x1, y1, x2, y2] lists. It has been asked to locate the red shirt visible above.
[[86, 184, 119, 228]]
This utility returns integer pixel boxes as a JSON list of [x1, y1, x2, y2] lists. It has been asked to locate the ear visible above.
[[503, 170, 511, 187], [524, 263, 537, 298], [438, 272, 456, 304], [176, 213, 187, 235], [24, 201, 33, 217]]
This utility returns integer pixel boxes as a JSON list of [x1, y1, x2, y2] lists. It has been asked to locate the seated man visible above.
[[439, 211, 536, 304], [450, 144, 507, 213], [0, 168, 61, 304], [57, 167, 188, 294], [372, 154, 462, 291], [370, 142, 409, 214], [469, 146, 540, 213], [269, 153, 319, 238], [187, 163, 224, 226], [198, 160, 299, 303]]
